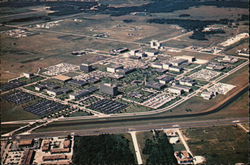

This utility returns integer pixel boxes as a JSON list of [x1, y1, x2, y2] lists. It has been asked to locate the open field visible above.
[[1, 124, 26, 135], [0, 100, 39, 122], [183, 126, 249, 164]]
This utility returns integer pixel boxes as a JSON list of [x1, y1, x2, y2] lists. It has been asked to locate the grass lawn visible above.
[[1, 124, 26, 135], [183, 126, 249, 164], [0, 100, 39, 122]]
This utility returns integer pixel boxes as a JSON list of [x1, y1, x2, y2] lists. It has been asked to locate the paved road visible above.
[[15, 117, 249, 139]]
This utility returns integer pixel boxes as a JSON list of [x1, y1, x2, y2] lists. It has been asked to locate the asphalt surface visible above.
[[18, 117, 249, 139]]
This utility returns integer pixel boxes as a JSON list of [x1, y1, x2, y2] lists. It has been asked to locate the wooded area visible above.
[[73, 134, 136, 165]]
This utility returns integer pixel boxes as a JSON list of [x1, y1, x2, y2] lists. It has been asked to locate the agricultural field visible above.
[[183, 126, 249, 164]]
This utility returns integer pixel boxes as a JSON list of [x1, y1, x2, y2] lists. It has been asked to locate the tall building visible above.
[[80, 63, 93, 73], [100, 83, 118, 96]]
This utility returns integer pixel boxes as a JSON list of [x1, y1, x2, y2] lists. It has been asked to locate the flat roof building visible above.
[[46, 88, 72, 96], [150, 40, 162, 49], [174, 85, 192, 93], [23, 73, 35, 79], [144, 48, 159, 56], [169, 66, 183, 72], [100, 83, 119, 96], [107, 64, 124, 73], [176, 56, 196, 62], [174, 151, 193, 165], [162, 63, 172, 69], [151, 63, 163, 69], [80, 63, 93, 73], [168, 86, 183, 95], [171, 59, 188, 66], [18, 139, 34, 147], [21, 149, 35, 165], [159, 76, 174, 84], [69, 90, 90, 100], [179, 77, 196, 87], [146, 81, 165, 90], [53, 75, 72, 82], [67, 79, 88, 87]]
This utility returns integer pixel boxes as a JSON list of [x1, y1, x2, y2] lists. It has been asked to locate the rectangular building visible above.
[[146, 81, 165, 90], [168, 87, 183, 95], [67, 79, 88, 87], [171, 59, 188, 66], [169, 66, 183, 72], [107, 64, 124, 73], [53, 75, 72, 82], [69, 90, 90, 100], [159, 76, 174, 84], [80, 63, 93, 73], [100, 83, 119, 96]]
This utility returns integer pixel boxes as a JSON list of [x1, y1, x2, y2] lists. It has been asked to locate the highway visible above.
[[17, 117, 249, 139]]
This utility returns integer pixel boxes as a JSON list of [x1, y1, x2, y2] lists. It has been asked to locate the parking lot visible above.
[[0, 80, 26, 92], [79, 96, 102, 106], [189, 69, 221, 81], [43, 63, 79, 76], [88, 99, 127, 114], [24, 99, 69, 117], [2, 90, 37, 105]]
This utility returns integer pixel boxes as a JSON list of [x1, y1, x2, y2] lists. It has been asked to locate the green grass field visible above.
[[183, 126, 249, 164], [0, 100, 39, 122]]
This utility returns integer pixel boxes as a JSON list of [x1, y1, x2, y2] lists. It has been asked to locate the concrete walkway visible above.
[[176, 129, 193, 156], [237, 123, 249, 133], [130, 131, 143, 165]]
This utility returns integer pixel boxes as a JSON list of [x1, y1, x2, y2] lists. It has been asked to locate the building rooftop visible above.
[[53, 75, 72, 82]]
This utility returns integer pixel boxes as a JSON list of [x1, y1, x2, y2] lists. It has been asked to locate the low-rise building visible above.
[[23, 73, 35, 79], [144, 48, 159, 56], [18, 139, 34, 148], [146, 81, 165, 90], [150, 40, 162, 49], [174, 151, 193, 165], [171, 59, 188, 66], [162, 63, 172, 69], [174, 85, 192, 93], [169, 66, 183, 72], [176, 56, 196, 62], [42, 140, 50, 152], [42, 155, 67, 161], [159, 76, 174, 84], [107, 64, 124, 73], [67, 79, 88, 87], [179, 77, 196, 87], [46, 88, 71, 96], [220, 56, 239, 63], [69, 90, 90, 100], [21, 149, 35, 165], [116, 68, 135, 75], [53, 75, 72, 82], [35, 85, 47, 91], [151, 62, 163, 69], [200, 91, 215, 100], [168, 86, 183, 95]]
